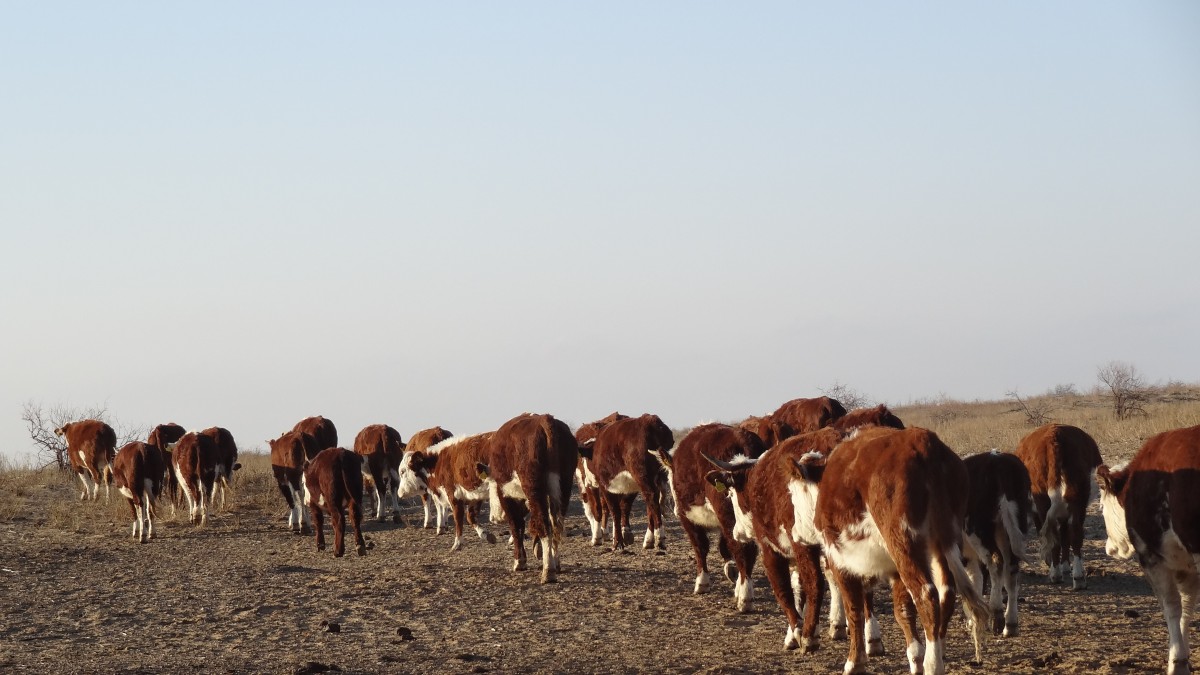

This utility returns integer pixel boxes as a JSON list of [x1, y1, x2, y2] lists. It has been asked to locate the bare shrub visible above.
[[819, 381, 873, 409], [1049, 383, 1078, 397], [1007, 389, 1053, 426], [21, 400, 147, 471], [1096, 361, 1148, 420]]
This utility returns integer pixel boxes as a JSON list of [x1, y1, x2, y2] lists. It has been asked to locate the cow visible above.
[[397, 432, 499, 551], [302, 446, 367, 557], [737, 414, 795, 448], [199, 426, 240, 509], [481, 413, 577, 583], [656, 423, 765, 612], [148, 423, 186, 509], [578, 414, 673, 553], [1097, 425, 1200, 675], [962, 450, 1033, 638], [575, 412, 631, 546], [112, 441, 166, 543], [771, 396, 847, 434], [54, 419, 117, 502], [169, 431, 219, 526], [833, 405, 904, 432], [814, 426, 988, 675], [700, 427, 845, 652], [270, 430, 322, 533], [352, 424, 405, 523], [405, 426, 455, 528], [293, 415, 337, 452], [1013, 423, 1103, 590]]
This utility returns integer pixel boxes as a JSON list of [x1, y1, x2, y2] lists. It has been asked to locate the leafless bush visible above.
[[1048, 383, 1078, 397], [21, 400, 147, 471], [1096, 361, 1148, 420], [819, 381, 873, 410], [1006, 389, 1053, 426]]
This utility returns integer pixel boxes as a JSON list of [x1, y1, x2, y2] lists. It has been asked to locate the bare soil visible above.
[[0, 482, 1174, 674]]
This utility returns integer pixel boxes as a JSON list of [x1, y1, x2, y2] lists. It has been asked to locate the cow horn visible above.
[[700, 452, 738, 471]]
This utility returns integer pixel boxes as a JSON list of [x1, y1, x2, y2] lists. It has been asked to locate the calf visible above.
[[199, 426, 240, 509], [833, 405, 904, 431], [737, 414, 794, 447], [581, 414, 674, 553], [148, 423, 186, 510], [112, 441, 166, 543], [270, 430, 322, 533], [771, 396, 847, 434], [815, 426, 988, 675], [575, 412, 630, 546], [293, 415, 338, 452], [353, 424, 405, 523], [398, 432, 498, 551], [657, 423, 765, 612], [1098, 425, 1200, 675], [405, 426, 454, 528], [169, 431, 219, 526], [55, 419, 117, 501], [483, 413, 577, 583], [303, 447, 367, 557], [702, 427, 845, 652], [1014, 423, 1103, 589], [962, 450, 1033, 637]]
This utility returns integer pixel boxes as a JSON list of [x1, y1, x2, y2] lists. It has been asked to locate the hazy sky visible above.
[[2, 3, 1198, 461]]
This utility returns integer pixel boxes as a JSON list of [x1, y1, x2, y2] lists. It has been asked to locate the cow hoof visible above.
[[723, 561, 738, 583], [484, 532, 497, 544], [356, 545, 367, 557], [866, 638, 884, 656], [450, 540, 463, 553], [316, 543, 326, 551], [654, 549, 666, 556], [831, 626, 847, 641], [392, 514, 401, 525], [541, 572, 557, 584], [991, 614, 1005, 635], [514, 560, 527, 572], [1072, 578, 1087, 591], [801, 637, 819, 654], [1003, 623, 1019, 637]]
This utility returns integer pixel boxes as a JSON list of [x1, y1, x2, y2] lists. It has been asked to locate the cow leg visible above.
[[605, 491, 627, 553], [1144, 561, 1192, 675], [373, 470, 387, 522], [863, 586, 884, 656], [1001, 546, 1021, 637], [891, 579, 924, 674], [891, 544, 943, 675], [793, 544, 824, 653], [312, 505, 326, 551], [77, 470, 94, 501], [1067, 497, 1088, 590], [142, 488, 155, 541], [641, 486, 662, 552], [679, 516, 712, 593], [421, 493, 433, 529], [580, 487, 603, 546], [502, 497, 528, 571], [195, 479, 209, 526], [331, 502, 346, 557], [351, 498, 367, 556], [829, 565, 869, 674], [126, 497, 141, 541], [467, 502, 496, 543], [761, 545, 803, 651], [826, 561, 848, 640], [450, 498, 466, 552], [728, 535, 758, 613], [622, 494, 636, 545]]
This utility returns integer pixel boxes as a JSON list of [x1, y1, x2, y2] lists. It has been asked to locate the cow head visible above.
[[54, 425, 67, 438], [1096, 464, 1134, 559], [701, 452, 757, 543], [395, 451, 432, 499]]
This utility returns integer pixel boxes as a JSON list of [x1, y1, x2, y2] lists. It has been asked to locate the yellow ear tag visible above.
[[477, 470, 489, 481], [714, 481, 727, 493]]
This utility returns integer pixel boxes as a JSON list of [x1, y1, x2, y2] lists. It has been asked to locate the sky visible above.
[[2, 3, 1198, 461]]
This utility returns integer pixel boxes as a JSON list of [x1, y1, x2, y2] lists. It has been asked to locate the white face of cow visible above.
[[1098, 483, 1134, 559], [395, 452, 429, 499]]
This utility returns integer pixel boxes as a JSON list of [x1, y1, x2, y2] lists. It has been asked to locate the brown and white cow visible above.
[[55, 419, 117, 501], [302, 446, 367, 557], [169, 431, 219, 526], [833, 405, 905, 432], [737, 414, 795, 448], [1014, 423, 1103, 589], [579, 414, 673, 553], [575, 412, 631, 546], [293, 415, 338, 452], [406, 426, 455, 527], [148, 422, 186, 509], [701, 427, 845, 652], [353, 424, 405, 523], [1098, 425, 1200, 675], [815, 426, 988, 675], [112, 441, 167, 543], [397, 432, 498, 551], [270, 430, 322, 533], [962, 450, 1032, 638], [656, 423, 765, 612], [482, 413, 577, 583], [772, 396, 847, 434], [199, 426, 240, 509]]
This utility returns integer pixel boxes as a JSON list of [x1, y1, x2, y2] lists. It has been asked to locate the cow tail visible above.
[[1001, 493, 1034, 564], [343, 451, 365, 520], [947, 546, 989, 663]]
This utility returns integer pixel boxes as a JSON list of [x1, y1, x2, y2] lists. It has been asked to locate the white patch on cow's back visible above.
[[825, 511, 897, 579], [686, 499, 721, 529], [607, 470, 639, 495], [426, 434, 468, 454]]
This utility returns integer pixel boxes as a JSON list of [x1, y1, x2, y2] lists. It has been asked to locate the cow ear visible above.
[[577, 442, 593, 460], [476, 462, 490, 481], [792, 457, 825, 482], [650, 448, 672, 469], [705, 470, 733, 493]]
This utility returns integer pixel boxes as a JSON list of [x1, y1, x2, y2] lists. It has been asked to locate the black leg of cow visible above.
[[312, 506, 326, 552], [640, 487, 660, 551], [502, 497, 528, 572], [678, 516, 712, 593], [331, 504, 346, 557], [604, 491, 626, 553], [450, 498, 467, 552], [622, 494, 636, 545], [350, 499, 366, 556]]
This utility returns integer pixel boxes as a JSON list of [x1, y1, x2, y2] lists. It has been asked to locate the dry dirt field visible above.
[[0, 466, 1178, 675]]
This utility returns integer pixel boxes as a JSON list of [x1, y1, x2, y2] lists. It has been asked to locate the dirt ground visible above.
[[0, 479, 1177, 675]]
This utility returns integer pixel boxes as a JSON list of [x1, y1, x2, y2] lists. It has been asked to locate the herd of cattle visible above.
[[50, 397, 1200, 675]]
